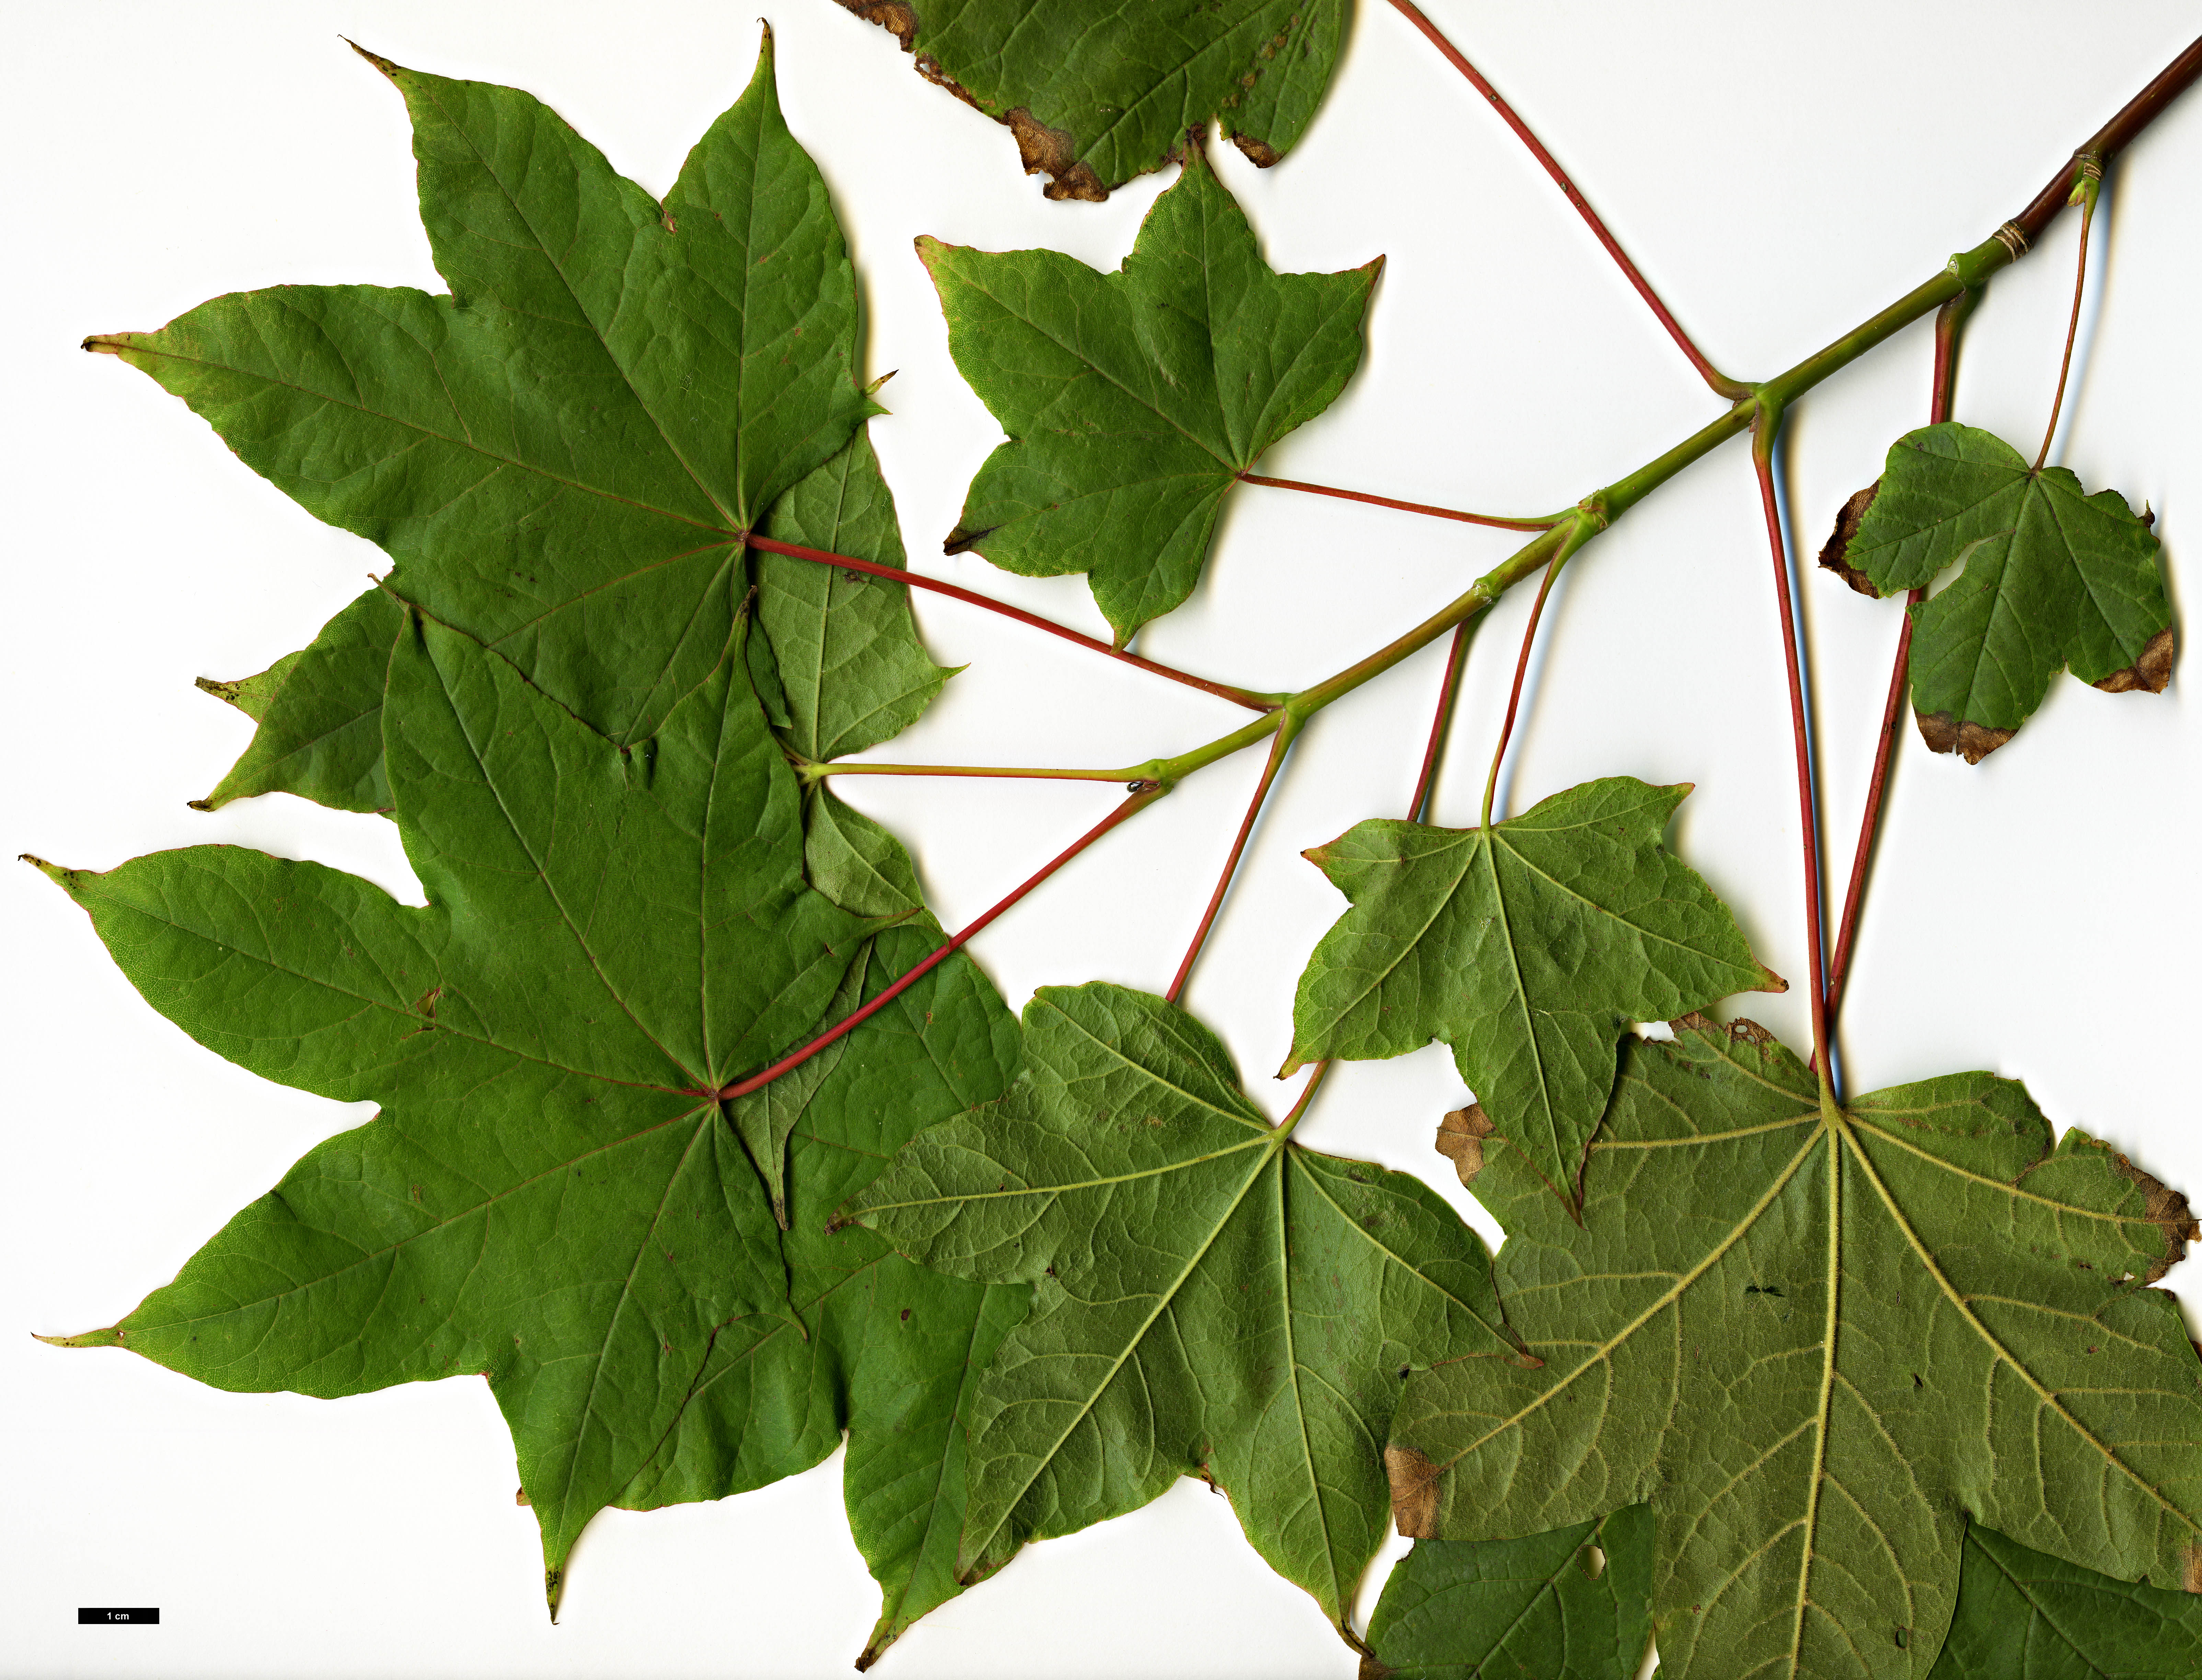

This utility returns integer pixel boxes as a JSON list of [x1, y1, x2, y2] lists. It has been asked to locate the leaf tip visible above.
[[34, 1325, 122, 1349], [341, 37, 400, 81], [20, 853, 82, 891], [80, 335, 129, 356], [1755, 963, 1789, 995]]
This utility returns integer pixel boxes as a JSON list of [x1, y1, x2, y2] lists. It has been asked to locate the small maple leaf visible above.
[[1285, 778, 1784, 1199], [1388, 1015, 2202, 1680], [1826, 421, 2174, 762], [922, 143, 1380, 643], [844, 982, 1517, 1639]]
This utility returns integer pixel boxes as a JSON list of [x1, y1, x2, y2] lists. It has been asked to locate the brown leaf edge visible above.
[[1914, 712, 2016, 765], [829, 1, 1280, 200], [1918, 623, 2173, 764], [2104, 1145, 2198, 1285], [2093, 625, 2177, 694], [1817, 482, 1882, 596]]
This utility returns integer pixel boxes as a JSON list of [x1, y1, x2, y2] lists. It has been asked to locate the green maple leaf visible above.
[[843, 981, 1519, 1640], [923, 146, 1379, 643], [622, 918, 1031, 1666], [94, 30, 876, 797], [195, 421, 949, 815], [194, 588, 405, 813], [1823, 422, 2174, 763], [1928, 1523, 2202, 1678], [1387, 1015, 2202, 1680], [756, 425, 958, 764], [1362, 1506, 1656, 1680], [827, 0, 1348, 199], [36, 609, 881, 1613], [1285, 778, 1783, 1199]]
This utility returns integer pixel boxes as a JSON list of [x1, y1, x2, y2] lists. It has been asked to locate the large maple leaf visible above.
[[1387, 1015, 2202, 1680], [924, 144, 1379, 643], [35, 607, 922, 1611], [94, 29, 876, 799], [827, 0, 1349, 199], [844, 982, 1519, 1640], [1286, 778, 1784, 1199]]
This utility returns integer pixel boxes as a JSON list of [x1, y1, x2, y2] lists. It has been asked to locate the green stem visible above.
[[799, 215, 2044, 804], [800, 761, 1144, 784], [741, 36, 2202, 1111]]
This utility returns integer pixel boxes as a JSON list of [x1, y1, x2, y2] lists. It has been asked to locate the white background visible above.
[[5, 2, 2201, 1675]]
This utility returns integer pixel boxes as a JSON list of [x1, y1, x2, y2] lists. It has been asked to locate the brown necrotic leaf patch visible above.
[[1436, 1104, 1496, 1188], [2094, 625, 2177, 694], [1916, 711, 2017, 764], [1818, 482, 1882, 596]]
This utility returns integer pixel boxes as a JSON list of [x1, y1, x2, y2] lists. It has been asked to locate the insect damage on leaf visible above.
[[845, 982, 1519, 1639], [1390, 1015, 2202, 1680], [823, 0, 1350, 198], [1833, 422, 2175, 761], [1286, 777, 1783, 1202], [922, 142, 1379, 643]]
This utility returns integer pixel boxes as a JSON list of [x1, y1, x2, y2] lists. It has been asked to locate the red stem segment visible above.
[[1752, 415, 1833, 1091], [747, 534, 1280, 713], [1238, 472, 1563, 533], [1479, 551, 1566, 828], [1409, 621, 1475, 823], [1823, 292, 1976, 1023], [1385, 0, 1745, 399], [715, 786, 1167, 1101], [1166, 717, 1303, 1004], [2034, 171, 2099, 471]]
